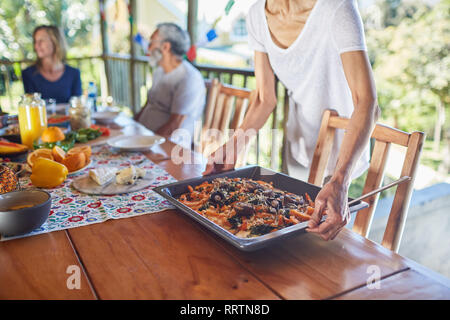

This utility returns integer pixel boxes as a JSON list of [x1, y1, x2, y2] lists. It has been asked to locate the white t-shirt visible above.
[[247, 0, 370, 179], [138, 60, 205, 148]]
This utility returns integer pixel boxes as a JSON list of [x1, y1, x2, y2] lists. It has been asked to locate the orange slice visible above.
[[27, 148, 54, 167], [52, 146, 66, 163], [62, 152, 86, 172], [67, 145, 91, 161], [41, 127, 65, 143]]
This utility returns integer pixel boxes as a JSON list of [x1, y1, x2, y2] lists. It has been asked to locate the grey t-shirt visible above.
[[138, 60, 205, 147]]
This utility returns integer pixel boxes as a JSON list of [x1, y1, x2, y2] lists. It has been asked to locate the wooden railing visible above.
[[0, 55, 288, 172]]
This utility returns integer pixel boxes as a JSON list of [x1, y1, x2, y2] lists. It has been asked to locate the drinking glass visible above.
[[18, 93, 47, 148]]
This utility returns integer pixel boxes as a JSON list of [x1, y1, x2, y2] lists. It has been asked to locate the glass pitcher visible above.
[[18, 93, 47, 148], [69, 96, 91, 131]]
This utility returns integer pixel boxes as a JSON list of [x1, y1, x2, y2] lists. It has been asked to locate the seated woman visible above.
[[22, 25, 82, 104]]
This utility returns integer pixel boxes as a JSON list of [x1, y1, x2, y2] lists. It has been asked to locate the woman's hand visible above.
[[306, 178, 351, 241], [202, 144, 236, 176], [203, 134, 248, 175]]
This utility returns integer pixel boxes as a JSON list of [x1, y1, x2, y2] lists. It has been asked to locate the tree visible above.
[[365, 0, 449, 156], [0, 0, 99, 61]]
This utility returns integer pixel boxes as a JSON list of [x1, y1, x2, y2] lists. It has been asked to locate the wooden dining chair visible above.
[[308, 109, 425, 252], [197, 79, 256, 167]]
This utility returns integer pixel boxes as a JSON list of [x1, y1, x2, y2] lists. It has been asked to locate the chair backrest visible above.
[[308, 109, 425, 252], [197, 79, 255, 166]]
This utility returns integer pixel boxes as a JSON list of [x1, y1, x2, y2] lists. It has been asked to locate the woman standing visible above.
[[22, 25, 82, 104], [204, 0, 380, 241]]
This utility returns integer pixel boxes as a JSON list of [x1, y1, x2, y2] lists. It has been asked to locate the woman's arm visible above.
[[306, 50, 380, 240], [203, 51, 278, 174], [238, 51, 278, 132]]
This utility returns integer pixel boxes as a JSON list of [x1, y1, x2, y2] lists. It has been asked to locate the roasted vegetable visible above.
[[210, 190, 225, 204], [227, 214, 242, 229], [234, 202, 255, 217], [250, 224, 275, 236]]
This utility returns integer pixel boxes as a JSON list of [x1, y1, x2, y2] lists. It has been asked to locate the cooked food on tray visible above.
[[178, 177, 315, 238]]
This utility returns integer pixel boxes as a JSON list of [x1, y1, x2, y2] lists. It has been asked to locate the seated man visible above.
[[135, 23, 205, 149]]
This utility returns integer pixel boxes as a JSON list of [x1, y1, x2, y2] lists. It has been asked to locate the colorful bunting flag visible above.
[[134, 32, 149, 54], [225, 0, 235, 15], [206, 29, 218, 42], [186, 45, 197, 62]]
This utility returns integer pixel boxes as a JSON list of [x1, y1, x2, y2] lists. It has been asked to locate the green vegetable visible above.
[[34, 127, 101, 151], [227, 215, 242, 229], [74, 128, 101, 142], [33, 139, 75, 152], [65, 131, 77, 143], [77, 134, 88, 143], [59, 140, 75, 152], [249, 224, 275, 236]]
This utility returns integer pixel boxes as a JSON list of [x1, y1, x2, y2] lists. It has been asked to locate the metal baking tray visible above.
[[153, 166, 368, 251]]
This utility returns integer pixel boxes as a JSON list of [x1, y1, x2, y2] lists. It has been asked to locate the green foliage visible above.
[[0, 1, 102, 113], [0, 0, 100, 61], [365, 1, 449, 137]]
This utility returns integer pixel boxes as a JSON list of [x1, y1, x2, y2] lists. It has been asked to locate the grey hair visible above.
[[156, 22, 191, 59]]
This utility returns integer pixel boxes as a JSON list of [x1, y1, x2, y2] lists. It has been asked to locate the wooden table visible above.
[[1, 117, 449, 300]]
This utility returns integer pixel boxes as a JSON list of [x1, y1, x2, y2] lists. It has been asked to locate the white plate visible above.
[[92, 111, 120, 124], [107, 135, 165, 152]]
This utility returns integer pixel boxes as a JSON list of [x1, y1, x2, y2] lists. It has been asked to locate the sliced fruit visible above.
[[41, 127, 65, 143], [67, 145, 91, 161], [52, 146, 66, 163], [27, 148, 54, 167], [0, 141, 28, 154], [62, 152, 86, 172]]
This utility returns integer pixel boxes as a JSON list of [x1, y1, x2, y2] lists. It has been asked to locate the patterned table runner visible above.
[[1, 144, 177, 241]]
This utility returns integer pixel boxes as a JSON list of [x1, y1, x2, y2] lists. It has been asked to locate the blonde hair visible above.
[[33, 25, 67, 65]]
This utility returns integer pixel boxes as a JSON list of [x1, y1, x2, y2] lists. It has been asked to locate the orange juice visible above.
[[18, 94, 47, 148]]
